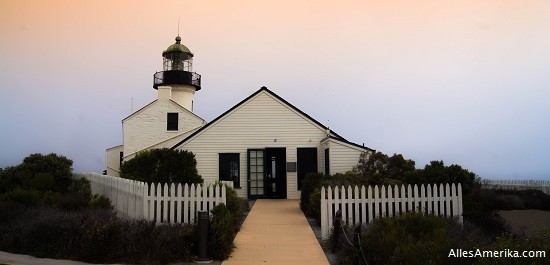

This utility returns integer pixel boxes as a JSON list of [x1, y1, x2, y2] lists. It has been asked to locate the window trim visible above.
[[167, 112, 179, 131]]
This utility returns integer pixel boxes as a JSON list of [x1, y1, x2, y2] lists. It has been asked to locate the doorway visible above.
[[265, 148, 287, 199], [247, 148, 286, 199]]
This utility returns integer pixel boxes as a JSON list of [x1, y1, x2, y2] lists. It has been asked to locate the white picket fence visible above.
[[75, 173, 228, 224], [320, 183, 463, 239], [483, 179, 550, 195]]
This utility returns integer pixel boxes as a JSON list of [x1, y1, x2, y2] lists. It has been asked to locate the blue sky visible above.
[[1, 0, 549, 179]]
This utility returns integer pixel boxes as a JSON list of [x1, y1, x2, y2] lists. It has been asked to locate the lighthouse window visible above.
[[167, 113, 178, 131]]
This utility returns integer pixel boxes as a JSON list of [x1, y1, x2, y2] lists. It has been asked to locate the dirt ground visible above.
[[499, 210, 550, 237]]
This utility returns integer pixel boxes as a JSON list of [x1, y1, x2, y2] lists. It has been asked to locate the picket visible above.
[[320, 183, 463, 239], [76, 173, 226, 225]]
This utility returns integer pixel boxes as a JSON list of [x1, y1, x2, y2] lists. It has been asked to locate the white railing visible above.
[[76, 173, 227, 224], [483, 179, 550, 195], [320, 183, 463, 239]]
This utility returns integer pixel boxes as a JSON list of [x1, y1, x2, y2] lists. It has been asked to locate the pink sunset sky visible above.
[[1, 0, 549, 179]]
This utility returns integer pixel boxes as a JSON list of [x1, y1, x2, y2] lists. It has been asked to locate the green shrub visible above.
[[223, 185, 246, 231], [333, 213, 478, 265], [89, 194, 113, 210], [300, 172, 326, 215], [0, 188, 41, 206], [413, 161, 481, 197], [208, 204, 236, 260], [0, 203, 197, 264], [302, 172, 365, 221], [0, 153, 73, 193], [59, 177, 92, 210], [0, 153, 95, 210], [308, 187, 322, 223], [120, 148, 203, 185], [31, 173, 55, 191], [476, 230, 550, 265], [353, 152, 415, 186], [42, 191, 62, 206], [475, 188, 550, 211]]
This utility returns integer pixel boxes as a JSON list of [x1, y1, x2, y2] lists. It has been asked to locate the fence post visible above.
[[321, 187, 327, 239], [332, 209, 342, 253]]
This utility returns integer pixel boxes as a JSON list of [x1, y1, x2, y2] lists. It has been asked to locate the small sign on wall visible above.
[[286, 162, 297, 172]]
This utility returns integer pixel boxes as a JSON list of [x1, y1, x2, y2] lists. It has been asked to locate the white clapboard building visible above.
[[106, 36, 374, 199]]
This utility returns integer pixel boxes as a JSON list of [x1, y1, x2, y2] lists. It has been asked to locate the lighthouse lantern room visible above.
[[153, 36, 201, 111]]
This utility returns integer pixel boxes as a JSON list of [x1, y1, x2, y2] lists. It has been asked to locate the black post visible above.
[[332, 209, 342, 253], [353, 224, 361, 247], [197, 211, 210, 262], [354, 224, 365, 265]]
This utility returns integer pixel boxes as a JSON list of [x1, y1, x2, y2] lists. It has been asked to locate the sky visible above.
[[1, 0, 549, 180]]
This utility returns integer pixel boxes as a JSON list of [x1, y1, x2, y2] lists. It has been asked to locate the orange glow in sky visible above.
[[1, 0, 550, 179]]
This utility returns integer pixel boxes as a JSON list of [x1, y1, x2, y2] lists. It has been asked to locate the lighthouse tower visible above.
[[153, 36, 201, 111]]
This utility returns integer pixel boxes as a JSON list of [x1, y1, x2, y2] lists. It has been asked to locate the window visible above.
[[119, 151, 123, 167], [219, 153, 240, 188], [167, 113, 178, 131]]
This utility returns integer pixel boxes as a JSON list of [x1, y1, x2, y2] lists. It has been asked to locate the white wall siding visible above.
[[178, 91, 330, 199], [123, 100, 204, 157], [106, 145, 123, 176], [329, 139, 366, 174]]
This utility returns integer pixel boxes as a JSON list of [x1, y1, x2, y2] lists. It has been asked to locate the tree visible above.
[[353, 151, 388, 185], [353, 151, 416, 185], [386, 153, 416, 181], [415, 160, 481, 196], [0, 153, 73, 193], [120, 148, 203, 185]]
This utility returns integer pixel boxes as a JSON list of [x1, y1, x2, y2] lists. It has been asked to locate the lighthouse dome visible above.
[[162, 36, 193, 58]]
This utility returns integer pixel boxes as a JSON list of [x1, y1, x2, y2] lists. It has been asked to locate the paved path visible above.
[[222, 199, 329, 265]]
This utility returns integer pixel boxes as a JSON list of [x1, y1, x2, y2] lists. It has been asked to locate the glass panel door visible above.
[[248, 149, 265, 199]]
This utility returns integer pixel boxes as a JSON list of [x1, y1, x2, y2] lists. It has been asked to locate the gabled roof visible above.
[[322, 136, 375, 152], [171, 86, 358, 149], [122, 99, 204, 123]]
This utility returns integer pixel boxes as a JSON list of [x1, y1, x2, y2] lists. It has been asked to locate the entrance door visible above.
[[247, 149, 265, 200], [247, 148, 287, 199], [265, 148, 287, 199]]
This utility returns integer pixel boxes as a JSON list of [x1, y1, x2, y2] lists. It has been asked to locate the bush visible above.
[[0, 153, 96, 211], [302, 172, 365, 221], [333, 213, 483, 265], [0, 153, 73, 193], [223, 184, 246, 231], [0, 188, 41, 206], [462, 208, 508, 240], [413, 161, 481, 197], [59, 177, 92, 210], [308, 188, 322, 224], [89, 194, 113, 210], [476, 230, 550, 265], [475, 188, 550, 211], [120, 148, 203, 185], [0, 202, 196, 264], [208, 204, 236, 260], [300, 172, 326, 215], [353, 152, 415, 186]]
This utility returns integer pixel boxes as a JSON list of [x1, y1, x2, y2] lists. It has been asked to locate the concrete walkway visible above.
[[222, 199, 329, 265]]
